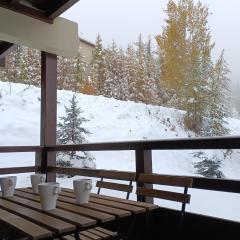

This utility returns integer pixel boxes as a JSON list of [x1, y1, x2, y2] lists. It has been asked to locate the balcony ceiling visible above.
[[0, 0, 79, 23], [0, 0, 79, 61]]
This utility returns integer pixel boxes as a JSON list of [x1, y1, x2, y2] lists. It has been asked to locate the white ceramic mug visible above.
[[38, 182, 60, 211], [0, 176, 17, 197], [73, 179, 92, 204], [31, 174, 46, 194]]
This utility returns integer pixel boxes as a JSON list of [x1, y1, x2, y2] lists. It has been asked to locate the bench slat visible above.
[[94, 227, 117, 237], [99, 170, 136, 181], [137, 188, 191, 203], [138, 174, 193, 187], [81, 230, 101, 240], [96, 181, 133, 193], [87, 229, 109, 239]]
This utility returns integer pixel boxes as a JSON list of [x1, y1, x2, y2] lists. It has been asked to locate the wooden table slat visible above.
[[0, 208, 52, 240], [5, 195, 96, 228], [15, 190, 115, 223], [61, 187, 158, 210], [55, 189, 145, 214], [57, 201, 115, 223], [0, 198, 75, 234], [59, 190, 144, 214], [89, 197, 145, 214]]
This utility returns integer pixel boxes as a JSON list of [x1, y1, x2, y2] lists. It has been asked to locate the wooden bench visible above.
[[96, 170, 136, 200], [64, 227, 118, 240]]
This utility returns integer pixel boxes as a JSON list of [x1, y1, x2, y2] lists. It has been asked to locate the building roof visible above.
[[79, 37, 96, 48]]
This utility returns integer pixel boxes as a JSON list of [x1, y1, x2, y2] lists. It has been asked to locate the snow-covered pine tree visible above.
[[74, 49, 88, 92], [90, 34, 107, 95], [103, 41, 128, 100], [103, 41, 120, 98], [57, 56, 75, 91], [118, 47, 129, 100], [26, 48, 40, 87], [203, 50, 231, 136], [144, 37, 160, 105], [134, 34, 148, 103], [57, 94, 96, 168], [126, 44, 138, 102]]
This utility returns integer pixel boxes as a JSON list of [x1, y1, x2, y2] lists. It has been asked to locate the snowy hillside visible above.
[[1, 81, 240, 222]]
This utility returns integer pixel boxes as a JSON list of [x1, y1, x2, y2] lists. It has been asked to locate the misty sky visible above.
[[62, 0, 240, 86]]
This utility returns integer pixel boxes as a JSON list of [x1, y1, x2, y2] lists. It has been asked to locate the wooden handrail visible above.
[[0, 136, 240, 154], [1, 137, 240, 197], [0, 146, 43, 153], [0, 166, 38, 174], [46, 136, 240, 151]]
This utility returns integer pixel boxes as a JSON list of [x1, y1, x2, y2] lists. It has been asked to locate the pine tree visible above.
[[74, 50, 88, 92], [103, 41, 128, 100], [57, 95, 96, 168], [144, 38, 160, 104], [90, 34, 107, 95], [126, 44, 138, 102], [203, 50, 230, 136]]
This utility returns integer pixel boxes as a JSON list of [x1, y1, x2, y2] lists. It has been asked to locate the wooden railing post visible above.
[[35, 51, 57, 182], [135, 149, 153, 203]]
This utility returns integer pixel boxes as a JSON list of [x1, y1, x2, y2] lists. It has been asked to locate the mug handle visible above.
[[85, 182, 92, 191], [9, 179, 13, 186], [53, 187, 60, 195]]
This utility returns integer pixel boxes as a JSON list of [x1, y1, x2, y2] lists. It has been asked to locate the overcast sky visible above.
[[62, 0, 240, 86]]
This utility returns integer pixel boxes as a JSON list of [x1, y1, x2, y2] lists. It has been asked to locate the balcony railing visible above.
[[0, 136, 240, 198]]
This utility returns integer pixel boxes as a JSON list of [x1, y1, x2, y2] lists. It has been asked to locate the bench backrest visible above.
[[96, 170, 136, 199], [136, 173, 193, 214]]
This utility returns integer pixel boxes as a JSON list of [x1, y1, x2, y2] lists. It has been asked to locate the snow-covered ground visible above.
[[1, 81, 240, 222]]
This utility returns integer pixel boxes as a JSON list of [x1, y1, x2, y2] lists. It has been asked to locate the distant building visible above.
[[79, 38, 95, 65]]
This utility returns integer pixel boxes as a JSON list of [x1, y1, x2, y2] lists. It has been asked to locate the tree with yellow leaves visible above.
[[156, 0, 218, 134]]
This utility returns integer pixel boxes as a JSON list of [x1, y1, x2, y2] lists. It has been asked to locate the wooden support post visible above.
[[0, 58, 5, 67], [135, 149, 153, 203], [36, 51, 57, 182]]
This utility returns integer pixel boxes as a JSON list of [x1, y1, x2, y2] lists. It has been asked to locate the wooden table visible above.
[[0, 188, 159, 239]]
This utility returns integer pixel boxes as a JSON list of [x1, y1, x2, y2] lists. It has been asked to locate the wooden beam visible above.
[[37, 52, 57, 181], [9, 0, 21, 4], [0, 42, 17, 59], [47, 0, 79, 20], [0, 2, 52, 24]]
